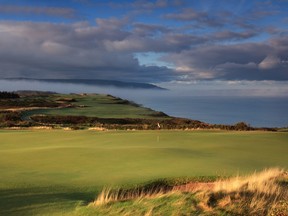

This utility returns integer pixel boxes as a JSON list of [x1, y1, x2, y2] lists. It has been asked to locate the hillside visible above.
[[0, 91, 168, 128], [0, 91, 274, 131], [3, 78, 166, 90]]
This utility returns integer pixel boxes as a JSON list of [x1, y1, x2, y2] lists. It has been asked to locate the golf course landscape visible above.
[[0, 92, 288, 215], [2, 0, 288, 214]]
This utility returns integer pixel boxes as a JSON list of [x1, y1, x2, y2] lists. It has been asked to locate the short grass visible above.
[[22, 94, 165, 119], [0, 130, 287, 215]]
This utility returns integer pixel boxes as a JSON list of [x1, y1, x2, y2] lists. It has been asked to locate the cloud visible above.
[[163, 37, 288, 81], [164, 8, 225, 27], [211, 30, 258, 41], [0, 21, 174, 82], [258, 55, 281, 70], [0, 2, 287, 83], [0, 19, 287, 82], [161, 80, 288, 97], [98, 21, 207, 53], [95, 17, 129, 30], [133, 23, 171, 36], [110, 0, 184, 10], [128, 0, 168, 10], [0, 5, 77, 19]]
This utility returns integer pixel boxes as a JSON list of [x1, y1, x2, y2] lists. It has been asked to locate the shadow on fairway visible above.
[[0, 186, 95, 216]]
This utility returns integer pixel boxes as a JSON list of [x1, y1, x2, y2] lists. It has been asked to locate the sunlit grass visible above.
[[23, 94, 165, 119], [0, 130, 287, 215], [90, 168, 288, 216]]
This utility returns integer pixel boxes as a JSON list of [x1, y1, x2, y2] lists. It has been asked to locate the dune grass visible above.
[[90, 168, 288, 216], [205, 168, 288, 215], [0, 130, 287, 215]]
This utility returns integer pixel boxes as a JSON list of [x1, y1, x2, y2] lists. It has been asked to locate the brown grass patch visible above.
[[92, 186, 170, 206], [173, 182, 214, 192], [201, 168, 288, 215], [92, 168, 288, 215]]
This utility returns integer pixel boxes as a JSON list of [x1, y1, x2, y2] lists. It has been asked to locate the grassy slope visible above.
[[0, 130, 287, 215], [23, 94, 165, 119], [88, 168, 288, 216]]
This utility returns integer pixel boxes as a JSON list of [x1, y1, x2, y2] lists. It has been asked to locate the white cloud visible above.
[[258, 55, 281, 70], [163, 38, 288, 80]]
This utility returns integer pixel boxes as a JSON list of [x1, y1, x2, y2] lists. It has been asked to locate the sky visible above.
[[0, 0, 287, 88]]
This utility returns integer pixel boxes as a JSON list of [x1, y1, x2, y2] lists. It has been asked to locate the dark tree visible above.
[[234, 122, 251, 130], [0, 91, 20, 99]]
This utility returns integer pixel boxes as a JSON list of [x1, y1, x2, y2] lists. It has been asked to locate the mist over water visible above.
[[0, 79, 287, 128]]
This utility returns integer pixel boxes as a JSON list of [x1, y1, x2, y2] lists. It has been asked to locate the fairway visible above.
[[22, 94, 166, 119], [0, 130, 287, 215]]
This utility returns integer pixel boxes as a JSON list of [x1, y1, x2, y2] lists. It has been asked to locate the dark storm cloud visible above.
[[0, 19, 287, 82], [0, 21, 174, 82], [0, 0, 287, 83]]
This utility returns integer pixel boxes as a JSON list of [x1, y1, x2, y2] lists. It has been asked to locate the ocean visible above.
[[0, 79, 287, 128], [131, 95, 288, 128]]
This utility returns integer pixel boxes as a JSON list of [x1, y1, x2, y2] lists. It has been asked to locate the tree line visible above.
[[0, 91, 20, 99]]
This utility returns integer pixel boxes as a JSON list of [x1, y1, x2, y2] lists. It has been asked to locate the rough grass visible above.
[[203, 168, 288, 215], [93, 187, 168, 206], [90, 168, 288, 216]]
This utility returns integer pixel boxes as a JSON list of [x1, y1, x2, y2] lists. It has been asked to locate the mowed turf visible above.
[[0, 130, 287, 215], [23, 94, 164, 119]]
